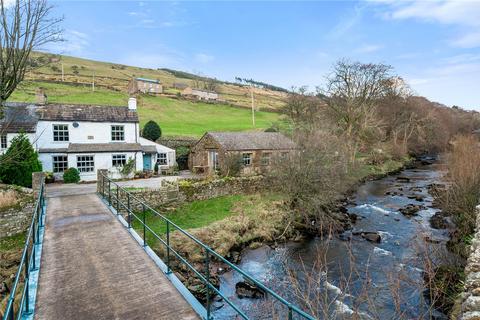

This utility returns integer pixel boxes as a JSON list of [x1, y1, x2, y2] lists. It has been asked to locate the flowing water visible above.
[[214, 162, 452, 319]]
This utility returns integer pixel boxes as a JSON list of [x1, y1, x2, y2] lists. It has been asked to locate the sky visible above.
[[46, 0, 480, 110]]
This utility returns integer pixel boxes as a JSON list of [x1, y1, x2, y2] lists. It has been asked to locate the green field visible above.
[[9, 81, 281, 137]]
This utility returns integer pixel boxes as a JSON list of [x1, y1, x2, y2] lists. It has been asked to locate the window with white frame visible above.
[[111, 125, 124, 141], [112, 154, 126, 167], [242, 153, 252, 166], [0, 135, 7, 149], [76, 155, 94, 172], [157, 153, 167, 165], [53, 124, 69, 141], [52, 155, 68, 173], [261, 152, 271, 166]]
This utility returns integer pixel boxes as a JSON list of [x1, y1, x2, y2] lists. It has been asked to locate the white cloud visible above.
[[354, 44, 383, 54], [44, 29, 89, 55], [194, 53, 214, 64], [373, 0, 480, 48]]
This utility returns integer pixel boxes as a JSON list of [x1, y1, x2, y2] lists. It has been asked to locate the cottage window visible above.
[[53, 124, 69, 142], [111, 125, 124, 141], [76, 155, 94, 172], [0, 135, 7, 149], [242, 153, 252, 166], [112, 154, 126, 167], [261, 152, 271, 166], [158, 153, 167, 165], [52, 155, 68, 173]]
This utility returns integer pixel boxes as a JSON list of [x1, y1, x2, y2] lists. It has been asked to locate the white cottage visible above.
[[0, 98, 175, 181]]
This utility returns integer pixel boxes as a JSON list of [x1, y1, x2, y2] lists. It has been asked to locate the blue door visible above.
[[143, 154, 152, 170]]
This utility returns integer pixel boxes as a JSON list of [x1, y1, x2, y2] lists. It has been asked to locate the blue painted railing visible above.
[[2, 182, 46, 320], [99, 174, 315, 320]]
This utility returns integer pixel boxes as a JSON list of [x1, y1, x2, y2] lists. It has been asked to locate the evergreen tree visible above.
[[142, 120, 162, 141], [0, 133, 42, 187]]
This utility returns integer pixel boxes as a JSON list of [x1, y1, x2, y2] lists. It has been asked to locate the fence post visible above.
[[108, 180, 111, 206], [166, 221, 171, 274], [205, 249, 211, 320]]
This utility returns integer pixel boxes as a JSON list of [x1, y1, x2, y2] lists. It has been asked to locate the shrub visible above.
[[264, 127, 277, 132], [45, 172, 55, 184], [63, 168, 80, 183], [222, 153, 243, 177], [0, 133, 42, 187], [120, 158, 135, 177], [142, 120, 162, 141]]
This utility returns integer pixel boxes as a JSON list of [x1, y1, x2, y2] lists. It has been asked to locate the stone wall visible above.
[[102, 176, 266, 211], [455, 205, 480, 319], [0, 185, 34, 238]]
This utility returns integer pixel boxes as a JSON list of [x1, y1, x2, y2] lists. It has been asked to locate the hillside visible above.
[[8, 53, 285, 137], [23, 53, 287, 111]]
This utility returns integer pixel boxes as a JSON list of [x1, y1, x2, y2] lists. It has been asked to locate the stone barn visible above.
[[189, 132, 296, 175]]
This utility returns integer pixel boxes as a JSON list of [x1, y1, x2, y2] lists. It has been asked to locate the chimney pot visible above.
[[128, 97, 137, 111]]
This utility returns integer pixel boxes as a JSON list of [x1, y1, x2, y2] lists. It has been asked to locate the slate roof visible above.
[[36, 104, 138, 123], [39, 143, 142, 153], [0, 103, 138, 132], [141, 145, 157, 153], [206, 132, 296, 151], [0, 104, 38, 133]]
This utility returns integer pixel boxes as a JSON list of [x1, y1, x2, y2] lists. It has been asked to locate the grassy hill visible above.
[[8, 53, 286, 137], [23, 53, 287, 111]]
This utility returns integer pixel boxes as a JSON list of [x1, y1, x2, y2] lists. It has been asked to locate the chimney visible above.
[[35, 88, 47, 105], [128, 97, 137, 111]]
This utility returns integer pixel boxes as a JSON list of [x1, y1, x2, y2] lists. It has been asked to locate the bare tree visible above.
[[0, 0, 62, 115], [319, 60, 402, 162]]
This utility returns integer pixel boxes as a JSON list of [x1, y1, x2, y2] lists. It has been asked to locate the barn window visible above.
[[158, 153, 167, 165], [242, 153, 252, 166]]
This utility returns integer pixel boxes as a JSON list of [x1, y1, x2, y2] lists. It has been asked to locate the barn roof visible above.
[[206, 132, 296, 151]]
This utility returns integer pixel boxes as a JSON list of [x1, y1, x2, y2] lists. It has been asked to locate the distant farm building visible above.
[[181, 87, 218, 101], [172, 82, 188, 90], [128, 78, 163, 95]]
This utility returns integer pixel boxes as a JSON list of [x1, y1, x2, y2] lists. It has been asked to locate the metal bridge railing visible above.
[[99, 174, 315, 320], [2, 182, 46, 320]]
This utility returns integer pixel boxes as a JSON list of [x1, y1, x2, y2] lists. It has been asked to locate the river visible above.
[[214, 162, 452, 319]]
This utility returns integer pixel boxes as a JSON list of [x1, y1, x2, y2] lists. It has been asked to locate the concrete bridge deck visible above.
[[34, 184, 198, 320]]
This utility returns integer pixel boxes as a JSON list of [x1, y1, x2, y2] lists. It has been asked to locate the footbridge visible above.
[[1, 172, 315, 320]]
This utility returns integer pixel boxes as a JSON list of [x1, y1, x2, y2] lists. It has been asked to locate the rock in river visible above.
[[235, 280, 265, 299], [399, 204, 425, 217], [361, 232, 381, 243]]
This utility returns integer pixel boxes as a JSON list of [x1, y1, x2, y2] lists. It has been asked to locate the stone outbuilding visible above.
[[189, 131, 296, 175]]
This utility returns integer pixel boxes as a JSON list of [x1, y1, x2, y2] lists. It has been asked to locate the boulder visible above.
[[430, 212, 448, 229], [235, 280, 265, 299], [399, 204, 424, 217], [361, 232, 381, 243]]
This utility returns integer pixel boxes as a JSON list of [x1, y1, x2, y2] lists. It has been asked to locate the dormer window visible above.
[[111, 125, 124, 141], [53, 124, 69, 142]]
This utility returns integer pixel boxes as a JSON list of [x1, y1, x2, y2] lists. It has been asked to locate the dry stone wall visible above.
[[0, 185, 34, 238], [456, 205, 480, 320]]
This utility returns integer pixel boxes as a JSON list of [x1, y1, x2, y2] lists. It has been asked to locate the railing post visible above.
[[205, 248, 211, 320], [142, 204, 146, 247], [116, 187, 119, 214], [288, 306, 293, 320], [127, 193, 131, 229], [108, 180, 111, 206], [24, 249, 30, 313], [166, 221, 171, 274]]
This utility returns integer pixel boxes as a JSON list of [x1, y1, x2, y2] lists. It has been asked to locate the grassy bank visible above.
[[0, 233, 25, 313], [9, 81, 281, 138]]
